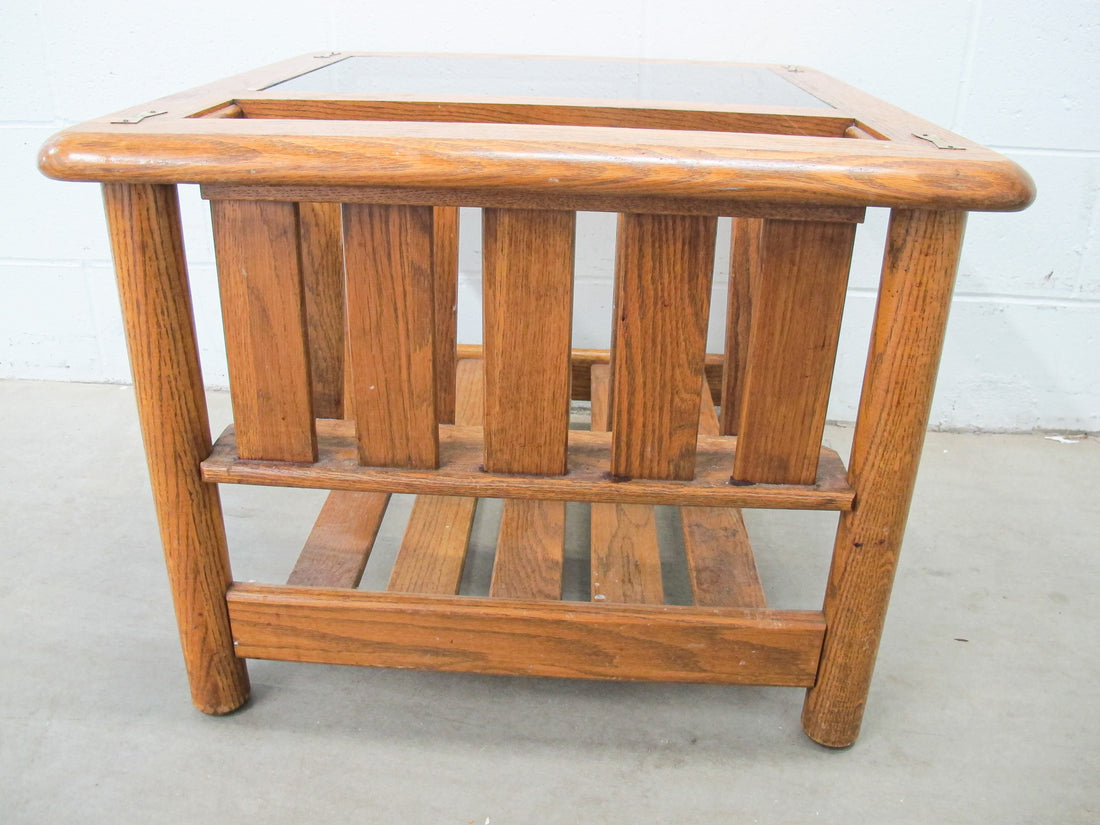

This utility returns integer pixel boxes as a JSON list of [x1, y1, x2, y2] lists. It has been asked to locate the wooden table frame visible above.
[[40, 53, 1033, 747]]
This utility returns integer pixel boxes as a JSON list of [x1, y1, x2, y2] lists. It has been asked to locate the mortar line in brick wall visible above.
[[950, 0, 983, 131], [0, 258, 85, 268], [989, 145, 1100, 158], [846, 285, 1100, 309], [0, 120, 67, 129]]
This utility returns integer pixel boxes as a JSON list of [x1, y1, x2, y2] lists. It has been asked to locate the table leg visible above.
[[801, 209, 966, 747], [103, 183, 250, 714]]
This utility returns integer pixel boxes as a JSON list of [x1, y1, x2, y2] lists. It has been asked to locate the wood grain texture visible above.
[[387, 494, 477, 594], [287, 491, 389, 587], [343, 203, 438, 468], [432, 206, 460, 425], [733, 219, 857, 485], [802, 209, 967, 748], [43, 118, 1035, 212], [844, 123, 881, 140], [720, 217, 762, 435], [610, 213, 716, 480], [454, 358, 485, 424], [680, 507, 763, 608], [227, 583, 825, 686], [456, 344, 726, 403], [387, 357, 484, 594], [590, 364, 664, 605], [210, 198, 317, 462], [489, 499, 566, 600], [103, 183, 249, 714], [482, 208, 575, 474], [590, 503, 664, 605], [238, 97, 855, 137], [298, 201, 345, 419], [194, 102, 244, 119], [204, 421, 855, 510], [203, 184, 865, 223], [589, 363, 613, 434], [342, 307, 357, 422], [696, 377, 722, 437], [682, 384, 766, 607]]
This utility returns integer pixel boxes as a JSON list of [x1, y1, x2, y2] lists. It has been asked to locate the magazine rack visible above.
[[39, 53, 1033, 746]]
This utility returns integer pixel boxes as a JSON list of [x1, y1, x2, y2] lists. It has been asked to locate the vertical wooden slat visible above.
[[387, 358, 484, 595], [803, 209, 966, 748], [720, 217, 763, 435], [490, 500, 566, 600], [433, 206, 460, 425], [482, 208, 575, 474], [104, 183, 249, 714], [610, 213, 717, 480], [732, 219, 857, 485], [483, 195, 573, 599], [299, 201, 345, 419], [343, 203, 438, 468], [211, 198, 316, 462], [590, 364, 664, 605], [680, 387, 766, 608], [287, 491, 389, 588]]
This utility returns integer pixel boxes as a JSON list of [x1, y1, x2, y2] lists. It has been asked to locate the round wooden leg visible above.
[[104, 183, 250, 714], [802, 209, 966, 747]]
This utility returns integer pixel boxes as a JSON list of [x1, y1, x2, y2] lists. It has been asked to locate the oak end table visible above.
[[40, 53, 1033, 747]]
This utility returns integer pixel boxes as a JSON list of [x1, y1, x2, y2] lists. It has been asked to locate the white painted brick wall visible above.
[[2, 1, 1097, 431]]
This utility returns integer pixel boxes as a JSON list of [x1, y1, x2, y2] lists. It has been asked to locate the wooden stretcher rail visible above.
[[201, 184, 867, 223], [202, 420, 854, 510], [456, 345, 726, 403], [226, 584, 825, 686]]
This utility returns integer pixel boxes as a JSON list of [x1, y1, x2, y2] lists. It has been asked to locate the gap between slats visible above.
[[299, 201, 346, 420]]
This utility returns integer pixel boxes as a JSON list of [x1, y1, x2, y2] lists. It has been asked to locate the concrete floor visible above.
[[2, 378, 1098, 823]]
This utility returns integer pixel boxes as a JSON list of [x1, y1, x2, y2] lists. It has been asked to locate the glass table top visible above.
[[268, 55, 831, 109]]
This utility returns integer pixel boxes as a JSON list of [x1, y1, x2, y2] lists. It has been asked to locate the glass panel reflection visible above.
[[270, 55, 830, 109]]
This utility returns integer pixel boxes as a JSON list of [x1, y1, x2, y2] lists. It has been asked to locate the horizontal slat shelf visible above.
[[202, 420, 854, 510], [227, 584, 825, 686]]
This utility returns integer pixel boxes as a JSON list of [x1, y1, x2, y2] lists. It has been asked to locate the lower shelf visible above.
[[219, 356, 830, 688]]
